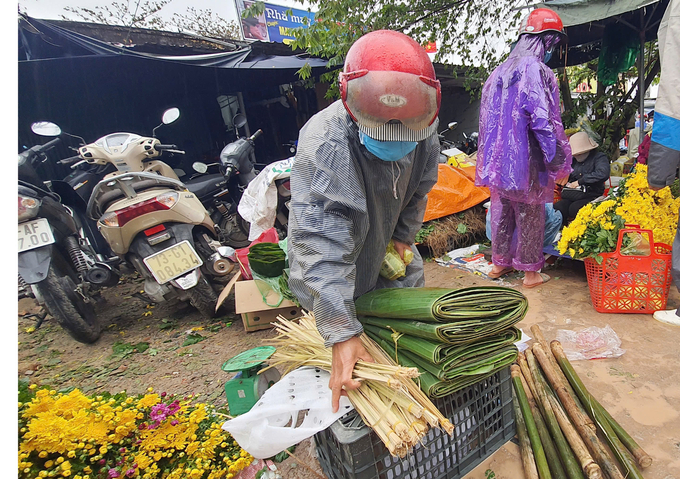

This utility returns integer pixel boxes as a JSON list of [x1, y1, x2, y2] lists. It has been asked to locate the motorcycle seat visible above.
[[184, 174, 227, 201]]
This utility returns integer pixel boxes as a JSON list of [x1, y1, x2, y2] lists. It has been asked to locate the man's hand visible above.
[[392, 240, 411, 262], [649, 185, 664, 191], [330, 336, 374, 413], [566, 181, 579, 188]]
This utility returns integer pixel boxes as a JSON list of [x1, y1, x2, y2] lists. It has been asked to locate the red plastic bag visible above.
[[235, 228, 279, 280]]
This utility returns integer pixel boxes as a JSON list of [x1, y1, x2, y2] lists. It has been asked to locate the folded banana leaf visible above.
[[248, 242, 286, 278], [356, 287, 527, 323], [370, 334, 518, 398], [363, 324, 521, 367], [359, 305, 525, 344]]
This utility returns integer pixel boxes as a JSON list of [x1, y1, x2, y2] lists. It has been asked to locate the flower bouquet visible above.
[[18, 384, 253, 479]]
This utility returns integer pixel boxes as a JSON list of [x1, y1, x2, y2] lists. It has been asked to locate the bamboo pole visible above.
[[517, 351, 540, 400], [512, 365, 552, 479], [526, 350, 592, 479], [514, 392, 540, 479], [519, 369, 568, 479], [546, 395, 603, 479], [551, 341, 652, 470], [531, 325, 593, 429], [533, 344, 625, 479]]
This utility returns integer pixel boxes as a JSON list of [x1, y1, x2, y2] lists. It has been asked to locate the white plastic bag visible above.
[[238, 158, 294, 241], [221, 366, 353, 459], [555, 325, 626, 360]]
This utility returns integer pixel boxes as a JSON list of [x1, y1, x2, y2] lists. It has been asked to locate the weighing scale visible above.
[[222, 346, 280, 416]]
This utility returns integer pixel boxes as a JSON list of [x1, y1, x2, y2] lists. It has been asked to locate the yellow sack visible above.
[[379, 240, 414, 281]]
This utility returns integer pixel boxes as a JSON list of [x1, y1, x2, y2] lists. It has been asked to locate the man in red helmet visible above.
[[286, 30, 441, 412], [476, 8, 572, 287]]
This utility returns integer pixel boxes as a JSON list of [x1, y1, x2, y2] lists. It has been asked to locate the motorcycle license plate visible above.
[[18, 218, 55, 253], [143, 240, 203, 284]]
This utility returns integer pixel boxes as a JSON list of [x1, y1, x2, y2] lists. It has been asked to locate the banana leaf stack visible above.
[[356, 287, 527, 398], [248, 242, 286, 278]]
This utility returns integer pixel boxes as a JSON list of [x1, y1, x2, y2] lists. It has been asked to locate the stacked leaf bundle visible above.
[[263, 312, 454, 458], [512, 325, 652, 479], [355, 287, 527, 397], [248, 242, 286, 278]]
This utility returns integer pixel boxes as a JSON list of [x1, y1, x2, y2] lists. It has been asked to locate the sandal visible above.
[[523, 272, 551, 289], [488, 267, 513, 279]]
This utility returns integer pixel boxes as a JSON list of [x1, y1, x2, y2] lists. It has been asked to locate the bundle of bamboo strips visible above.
[[511, 325, 652, 479], [262, 312, 454, 458]]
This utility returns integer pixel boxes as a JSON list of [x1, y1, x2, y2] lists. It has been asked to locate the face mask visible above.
[[359, 131, 418, 162], [574, 153, 589, 163], [543, 48, 553, 64]]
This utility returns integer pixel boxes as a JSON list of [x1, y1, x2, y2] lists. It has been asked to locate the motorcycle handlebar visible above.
[[154, 144, 178, 151], [57, 155, 82, 165], [40, 138, 61, 152], [249, 130, 263, 141]]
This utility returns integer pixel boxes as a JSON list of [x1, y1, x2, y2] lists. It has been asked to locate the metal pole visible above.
[[638, 9, 646, 144]]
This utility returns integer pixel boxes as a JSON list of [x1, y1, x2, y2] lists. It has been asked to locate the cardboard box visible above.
[[234, 279, 301, 332]]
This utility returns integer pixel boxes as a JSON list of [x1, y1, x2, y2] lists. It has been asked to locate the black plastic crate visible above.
[[314, 366, 515, 479]]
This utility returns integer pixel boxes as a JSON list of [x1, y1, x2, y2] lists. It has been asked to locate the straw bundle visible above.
[[262, 312, 454, 458]]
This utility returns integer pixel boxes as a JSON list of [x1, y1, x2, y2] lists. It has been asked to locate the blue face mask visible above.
[[543, 48, 553, 64], [359, 131, 418, 162]]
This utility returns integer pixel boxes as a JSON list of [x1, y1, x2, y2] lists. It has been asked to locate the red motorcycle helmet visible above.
[[339, 30, 441, 142], [519, 8, 567, 40]]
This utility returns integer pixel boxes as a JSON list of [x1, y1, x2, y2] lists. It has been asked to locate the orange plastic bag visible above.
[[423, 164, 490, 222]]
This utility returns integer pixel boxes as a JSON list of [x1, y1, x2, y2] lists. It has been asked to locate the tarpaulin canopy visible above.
[[423, 164, 490, 223], [19, 15, 329, 70]]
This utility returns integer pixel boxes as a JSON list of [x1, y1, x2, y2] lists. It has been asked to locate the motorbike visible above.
[[186, 114, 291, 246], [42, 108, 235, 318], [18, 128, 119, 343]]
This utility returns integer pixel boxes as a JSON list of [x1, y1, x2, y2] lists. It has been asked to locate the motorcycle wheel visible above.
[[33, 267, 101, 343], [219, 212, 251, 248], [187, 275, 219, 319]]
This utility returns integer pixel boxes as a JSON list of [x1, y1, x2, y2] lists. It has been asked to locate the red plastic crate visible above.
[[584, 226, 672, 314]]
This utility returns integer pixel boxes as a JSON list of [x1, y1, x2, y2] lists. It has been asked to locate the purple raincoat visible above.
[[476, 34, 572, 204]]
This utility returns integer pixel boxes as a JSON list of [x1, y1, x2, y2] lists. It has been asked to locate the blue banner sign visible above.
[[236, 1, 315, 44]]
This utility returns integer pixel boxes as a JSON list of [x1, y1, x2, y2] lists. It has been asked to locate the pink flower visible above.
[[108, 468, 120, 478], [125, 468, 136, 477], [171, 420, 179, 426]]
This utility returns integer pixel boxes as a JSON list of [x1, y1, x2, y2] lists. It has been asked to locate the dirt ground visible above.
[[17, 257, 680, 479]]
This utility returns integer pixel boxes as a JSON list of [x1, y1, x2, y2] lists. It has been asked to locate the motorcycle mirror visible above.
[[31, 121, 62, 137], [233, 113, 247, 129], [162, 108, 181, 125], [192, 162, 208, 174], [448, 122, 458, 130]]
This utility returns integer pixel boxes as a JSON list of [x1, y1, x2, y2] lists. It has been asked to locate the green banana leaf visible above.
[[359, 305, 525, 344], [370, 334, 518, 398], [363, 324, 521, 367], [356, 287, 527, 323]]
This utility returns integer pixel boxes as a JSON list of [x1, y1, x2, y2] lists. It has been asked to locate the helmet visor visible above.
[[343, 70, 440, 132]]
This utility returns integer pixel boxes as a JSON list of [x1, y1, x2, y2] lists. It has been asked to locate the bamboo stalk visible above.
[[546, 394, 602, 479], [512, 365, 552, 479], [519, 369, 568, 479], [518, 351, 540, 400], [551, 341, 652, 470], [525, 350, 590, 479], [531, 325, 593, 430], [514, 391, 540, 479], [533, 344, 625, 479]]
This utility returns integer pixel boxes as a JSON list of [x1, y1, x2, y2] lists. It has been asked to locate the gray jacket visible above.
[[287, 101, 439, 346]]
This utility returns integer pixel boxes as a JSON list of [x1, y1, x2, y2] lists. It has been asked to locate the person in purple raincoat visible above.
[[476, 8, 572, 288]]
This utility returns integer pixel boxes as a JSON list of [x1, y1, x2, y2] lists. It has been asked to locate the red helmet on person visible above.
[[339, 30, 441, 142], [519, 8, 566, 37]]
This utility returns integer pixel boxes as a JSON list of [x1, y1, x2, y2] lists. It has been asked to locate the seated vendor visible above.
[[553, 132, 609, 227]]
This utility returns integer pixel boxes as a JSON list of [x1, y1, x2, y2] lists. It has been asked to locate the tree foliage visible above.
[[61, 0, 240, 40]]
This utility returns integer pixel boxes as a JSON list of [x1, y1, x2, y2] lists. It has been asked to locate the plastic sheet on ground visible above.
[[435, 244, 517, 285], [423, 164, 489, 222], [555, 325, 626, 360]]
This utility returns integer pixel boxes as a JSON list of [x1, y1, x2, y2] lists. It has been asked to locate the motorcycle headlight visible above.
[[18, 195, 41, 222]]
